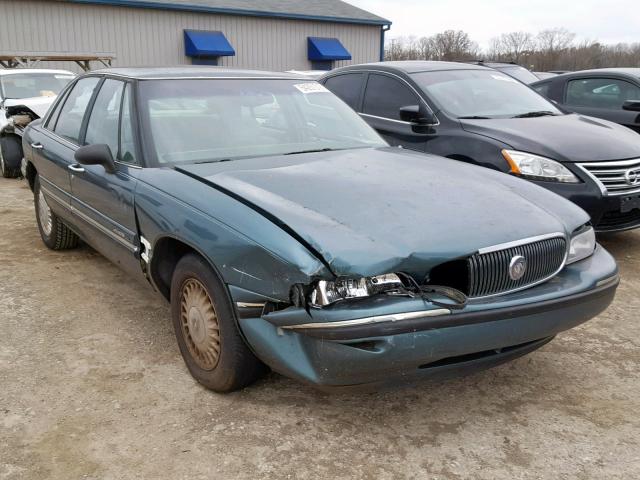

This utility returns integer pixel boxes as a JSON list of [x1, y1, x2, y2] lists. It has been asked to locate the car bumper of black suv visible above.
[[530, 177, 640, 232]]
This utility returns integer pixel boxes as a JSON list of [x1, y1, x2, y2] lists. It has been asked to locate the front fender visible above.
[[134, 168, 331, 302]]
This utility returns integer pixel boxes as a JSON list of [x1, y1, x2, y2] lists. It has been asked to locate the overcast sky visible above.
[[347, 0, 639, 49]]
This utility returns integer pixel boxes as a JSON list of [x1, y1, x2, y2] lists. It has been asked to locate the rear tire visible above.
[[34, 175, 79, 250], [170, 253, 267, 392], [0, 135, 22, 178]]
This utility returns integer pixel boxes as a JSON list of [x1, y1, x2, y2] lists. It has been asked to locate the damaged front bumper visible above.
[[233, 246, 618, 389]]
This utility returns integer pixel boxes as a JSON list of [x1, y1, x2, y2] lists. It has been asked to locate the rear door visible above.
[[69, 78, 142, 277], [564, 77, 640, 133], [360, 73, 431, 150], [29, 77, 100, 212]]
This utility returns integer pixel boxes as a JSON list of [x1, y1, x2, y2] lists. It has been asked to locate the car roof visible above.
[[471, 62, 523, 68], [0, 68, 75, 76], [553, 68, 640, 79], [90, 66, 305, 80], [328, 61, 491, 75]]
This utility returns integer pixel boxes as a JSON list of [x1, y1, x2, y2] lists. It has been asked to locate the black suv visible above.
[[320, 61, 640, 232]]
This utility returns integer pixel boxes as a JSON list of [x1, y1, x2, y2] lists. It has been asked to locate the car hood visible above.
[[177, 148, 588, 277], [3, 95, 56, 119], [460, 114, 640, 162]]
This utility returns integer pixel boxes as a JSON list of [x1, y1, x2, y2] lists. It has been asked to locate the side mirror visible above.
[[622, 100, 640, 112], [74, 144, 116, 173], [399, 105, 437, 125]]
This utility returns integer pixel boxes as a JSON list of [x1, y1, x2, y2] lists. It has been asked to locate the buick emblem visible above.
[[509, 255, 527, 281], [624, 168, 640, 187]]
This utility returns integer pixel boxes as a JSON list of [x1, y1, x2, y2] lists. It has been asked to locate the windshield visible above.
[[412, 70, 562, 119], [494, 65, 540, 84], [0, 72, 75, 100], [138, 79, 386, 165]]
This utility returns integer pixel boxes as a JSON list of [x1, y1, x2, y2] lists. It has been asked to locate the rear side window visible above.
[[323, 73, 365, 110], [533, 82, 551, 97], [566, 78, 640, 109], [362, 74, 420, 121], [85, 79, 125, 158], [53, 77, 100, 143]]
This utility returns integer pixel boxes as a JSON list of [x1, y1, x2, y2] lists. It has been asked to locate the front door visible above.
[[69, 79, 142, 277], [360, 73, 432, 150], [564, 77, 640, 133]]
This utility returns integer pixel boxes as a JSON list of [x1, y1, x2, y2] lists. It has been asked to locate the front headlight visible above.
[[310, 273, 403, 306], [502, 149, 579, 183], [567, 226, 596, 264]]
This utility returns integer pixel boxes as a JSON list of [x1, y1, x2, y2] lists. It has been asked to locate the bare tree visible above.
[[490, 31, 535, 63], [385, 28, 640, 70], [416, 36, 433, 60], [429, 30, 479, 61], [535, 28, 576, 70]]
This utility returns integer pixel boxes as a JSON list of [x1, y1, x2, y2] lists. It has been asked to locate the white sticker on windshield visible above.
[[491, 74, 517, 83], [294, 83, 329, 94], [54, 75, 75, 80]]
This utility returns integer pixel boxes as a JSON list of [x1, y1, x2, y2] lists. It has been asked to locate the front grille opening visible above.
[[580, 159, 640, 196], [427, 259, 470, 295], [598, 209, 640, 230], [468, 236, 567, 297], [418, 338, 545, 370]]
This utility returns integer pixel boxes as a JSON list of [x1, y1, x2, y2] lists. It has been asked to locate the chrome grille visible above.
[[578, 158, 640, 196], [468, 236, 567, 297]]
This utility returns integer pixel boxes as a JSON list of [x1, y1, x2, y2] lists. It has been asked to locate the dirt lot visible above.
[[1, 176, 639, 480]]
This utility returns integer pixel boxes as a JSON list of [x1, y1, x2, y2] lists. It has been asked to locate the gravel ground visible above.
[[1, 176, 639, 480]]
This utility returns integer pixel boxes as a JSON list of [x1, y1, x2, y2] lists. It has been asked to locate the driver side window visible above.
[[566, 78, 640, 109], [363, 74, 420, 121]]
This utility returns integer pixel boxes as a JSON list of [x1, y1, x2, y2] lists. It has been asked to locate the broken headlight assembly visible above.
[[309, 274, 404, 307]]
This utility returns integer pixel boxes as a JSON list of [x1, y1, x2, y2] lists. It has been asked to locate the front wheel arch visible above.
[[149, 236, 224, 302], [25, 160, 37, 191]]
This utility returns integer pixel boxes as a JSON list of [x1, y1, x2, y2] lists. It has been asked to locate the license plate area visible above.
[[621, 194, 640, 213]]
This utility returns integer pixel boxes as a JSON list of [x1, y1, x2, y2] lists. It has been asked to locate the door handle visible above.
[[30, 142, 44, 149], [68, 164, 85, 173]]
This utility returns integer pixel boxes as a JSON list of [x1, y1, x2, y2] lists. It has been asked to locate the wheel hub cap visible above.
[[38, 190, 53, 236], [180, 278, 220, 370]]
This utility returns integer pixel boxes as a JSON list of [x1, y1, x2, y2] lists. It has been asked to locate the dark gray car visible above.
[[532, 68, 640, 134]]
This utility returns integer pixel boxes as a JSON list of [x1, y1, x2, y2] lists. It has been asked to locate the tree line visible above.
[[385, 28, 640, 71]]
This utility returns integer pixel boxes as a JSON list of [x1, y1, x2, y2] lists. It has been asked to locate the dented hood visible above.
[[177, 148, 589, 277], [3, 95, 57, 119]]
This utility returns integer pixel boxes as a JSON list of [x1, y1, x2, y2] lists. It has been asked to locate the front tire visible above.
[[170, 253, 266, 392], [34, 175, 79, 250], [0, 135, 22, 178]]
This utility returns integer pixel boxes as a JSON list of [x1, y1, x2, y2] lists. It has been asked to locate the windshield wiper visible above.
[[193, 158, 232, 164], [512, 111, 557, 118], [284, 147, 336, 156], [458, 115, 491, 119]]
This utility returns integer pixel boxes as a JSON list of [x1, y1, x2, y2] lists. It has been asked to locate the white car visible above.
[[0, 68, 75, 178]]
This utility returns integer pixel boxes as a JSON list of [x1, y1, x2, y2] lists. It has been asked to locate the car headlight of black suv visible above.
[[502, 149, 579, 183]]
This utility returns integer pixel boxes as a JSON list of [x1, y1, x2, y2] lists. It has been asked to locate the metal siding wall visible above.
[[0, 0, 380, 72]]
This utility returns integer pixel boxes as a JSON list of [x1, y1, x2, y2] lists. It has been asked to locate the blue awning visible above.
[[184, 30, 235, 57], [307, 37, 351, 61]]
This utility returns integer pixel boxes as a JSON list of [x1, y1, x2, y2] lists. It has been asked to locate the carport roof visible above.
[[62, 0, 391, 25]]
